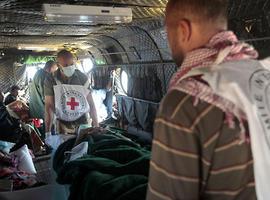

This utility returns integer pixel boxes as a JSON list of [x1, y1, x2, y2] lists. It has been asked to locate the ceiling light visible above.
[[18, 44, 59, 52]]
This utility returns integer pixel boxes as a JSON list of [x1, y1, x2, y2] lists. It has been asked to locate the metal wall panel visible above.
[[0, 59, 15, 93], [109, 26, 161, 63]]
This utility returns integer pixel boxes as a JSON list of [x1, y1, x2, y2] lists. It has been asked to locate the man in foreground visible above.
[[147, 0, 259, 199]]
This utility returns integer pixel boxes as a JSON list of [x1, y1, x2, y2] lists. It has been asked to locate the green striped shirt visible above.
[[147, 89, 256, 200]]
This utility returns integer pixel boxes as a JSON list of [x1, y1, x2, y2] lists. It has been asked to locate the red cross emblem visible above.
[[66, 97, 79, 110]]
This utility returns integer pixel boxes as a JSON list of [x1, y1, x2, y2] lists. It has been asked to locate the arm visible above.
[[43, 74, 56, 134], [45, 96, 55, 133], [87, 92, 99, 127], [147, 92, 201, 200], [39, 74, 46, 104]]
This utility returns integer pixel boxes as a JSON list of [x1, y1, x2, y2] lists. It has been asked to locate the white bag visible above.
[[192, 58, 270, 200], [11, 145, 36, 174]]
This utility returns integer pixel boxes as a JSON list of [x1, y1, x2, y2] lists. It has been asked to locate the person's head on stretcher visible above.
[[1, 90, 29, 122], [8, 101, 29, 122]]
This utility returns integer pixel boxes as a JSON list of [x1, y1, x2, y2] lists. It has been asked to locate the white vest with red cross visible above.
[[53, 78, 90, 122]]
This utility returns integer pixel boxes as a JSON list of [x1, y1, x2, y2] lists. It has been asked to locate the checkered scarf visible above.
[[170, 31, 258, 142], [170, 31, 258, 88]]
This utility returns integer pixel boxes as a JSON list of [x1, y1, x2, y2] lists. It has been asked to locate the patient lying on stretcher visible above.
[[0, 92, 23, 143]]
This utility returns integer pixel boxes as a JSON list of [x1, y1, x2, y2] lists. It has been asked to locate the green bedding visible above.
[[53, 130, 151, 200]]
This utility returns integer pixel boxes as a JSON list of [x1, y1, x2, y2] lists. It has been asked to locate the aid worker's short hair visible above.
[[44, 60, 56, 71], [57, 49, 74, 60]]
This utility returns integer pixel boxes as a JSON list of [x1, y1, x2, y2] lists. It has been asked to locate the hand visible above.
[[45, 132, 54, 146]]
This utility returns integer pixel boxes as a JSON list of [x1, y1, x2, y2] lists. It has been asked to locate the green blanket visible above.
[[53, 131, 151, 200]]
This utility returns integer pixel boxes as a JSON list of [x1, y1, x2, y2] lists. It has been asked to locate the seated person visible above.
[[0, 92, 21, 143], [4, 85, 20, 105]]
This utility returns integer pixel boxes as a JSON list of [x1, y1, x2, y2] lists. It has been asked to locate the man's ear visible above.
[[177, 19, 192, 43]]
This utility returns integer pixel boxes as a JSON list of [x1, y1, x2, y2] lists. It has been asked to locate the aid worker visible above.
[[44, 50, 98, 138]]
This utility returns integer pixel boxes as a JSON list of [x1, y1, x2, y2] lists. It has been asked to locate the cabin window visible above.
[[26, 64, 43, 82], [78, 58, 93, 73], [82, 58, 93, 73], [121, 70, 128, 94]]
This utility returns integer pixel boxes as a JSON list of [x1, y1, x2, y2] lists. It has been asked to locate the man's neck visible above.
[[193, 21, 227, 48]]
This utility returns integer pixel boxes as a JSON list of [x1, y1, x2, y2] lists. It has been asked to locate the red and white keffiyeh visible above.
[[170, 31, 259, 142], [170, 31, 258, 88]]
